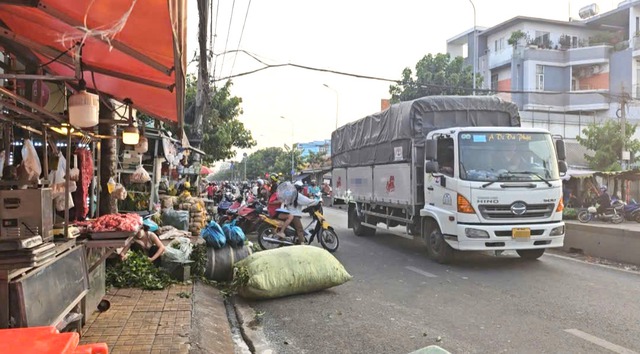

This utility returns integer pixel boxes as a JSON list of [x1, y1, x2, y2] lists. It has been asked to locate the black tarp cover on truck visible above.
[[331, 96, 521, 168]]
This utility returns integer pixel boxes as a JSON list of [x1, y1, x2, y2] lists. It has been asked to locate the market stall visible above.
[[0, 0, 188, 336]]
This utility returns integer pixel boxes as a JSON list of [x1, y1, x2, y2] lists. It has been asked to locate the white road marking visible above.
[[565, 329, 638, 354], [405, 266, 438, 278], [545, 253, 640, 276]]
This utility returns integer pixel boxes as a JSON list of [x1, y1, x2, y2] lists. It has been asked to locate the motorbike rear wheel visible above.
[[577, 210, 592, 223], [257, 226, 282, 250], [611, 214, 624, 224]]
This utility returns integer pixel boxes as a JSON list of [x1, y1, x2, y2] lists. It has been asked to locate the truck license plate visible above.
[[512, 228, 531, 239]]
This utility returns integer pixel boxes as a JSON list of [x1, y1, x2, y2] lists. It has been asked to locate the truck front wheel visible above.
[[516, 249, 545, 260], [424, 220, 453, 264], [351, 207, 376, 237]]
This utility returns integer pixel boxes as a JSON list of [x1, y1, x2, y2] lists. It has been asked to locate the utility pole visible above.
[[193, 0, 210, 163], [621, 84, 628, 171]]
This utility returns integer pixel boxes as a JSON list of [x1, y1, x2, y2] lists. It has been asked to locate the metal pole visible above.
[[323, 84, 339, 129], [64, 132, 71, 238], [468, 0, 477, 95], [291, 122, 294, 179], [621, 85, 627, 170]]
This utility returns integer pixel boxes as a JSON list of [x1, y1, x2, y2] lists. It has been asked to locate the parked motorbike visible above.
[[577, 201, 625, 224], [219, 195, 267, 234], [257, 201, 339, 252], [617, 199, 640, 223]]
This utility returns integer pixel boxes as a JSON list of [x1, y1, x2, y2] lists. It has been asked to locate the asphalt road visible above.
[[243, 208, 640, 354]]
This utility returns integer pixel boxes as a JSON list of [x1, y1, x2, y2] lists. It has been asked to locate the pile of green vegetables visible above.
[[106, 251, 174, 290]]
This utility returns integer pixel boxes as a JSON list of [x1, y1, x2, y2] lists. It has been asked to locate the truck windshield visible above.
[[458, 132, 560, 182]]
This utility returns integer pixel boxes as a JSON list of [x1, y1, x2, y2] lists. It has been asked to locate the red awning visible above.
[[0, 0, 186, 125]]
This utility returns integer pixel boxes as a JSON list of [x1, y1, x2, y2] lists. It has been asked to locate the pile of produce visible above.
[[176, 195, 207, 236], [106, 251, 173, 290], [91, 213, 143, 232]]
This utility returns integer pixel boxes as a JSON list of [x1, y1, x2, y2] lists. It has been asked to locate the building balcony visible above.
[[519, 45, 611, 64], [518, 90, 609, 112]]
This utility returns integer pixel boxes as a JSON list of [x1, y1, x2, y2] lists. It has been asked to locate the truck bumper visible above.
[[448, 222, 565, 251]]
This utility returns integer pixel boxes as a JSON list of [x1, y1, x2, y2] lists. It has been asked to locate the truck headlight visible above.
[[550, 226, 564, 236], [465, 228, 489, 239]]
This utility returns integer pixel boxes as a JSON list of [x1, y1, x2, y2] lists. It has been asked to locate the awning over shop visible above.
[[0, 0, 186, 125], [562, 169, 596, 181]]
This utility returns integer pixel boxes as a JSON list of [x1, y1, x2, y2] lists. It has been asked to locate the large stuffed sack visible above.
[[236, 245, 352, 299], [162, 209, 190, 231]]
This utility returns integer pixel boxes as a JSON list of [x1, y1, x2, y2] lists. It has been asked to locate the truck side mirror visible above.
[[425, 140, 437, 161], [425, 161, 439, 174], [556, 140, 566, 161], [558, 160, 568, 174]]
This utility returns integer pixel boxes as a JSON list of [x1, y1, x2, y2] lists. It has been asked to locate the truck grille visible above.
[[479, 203, 554, 219]]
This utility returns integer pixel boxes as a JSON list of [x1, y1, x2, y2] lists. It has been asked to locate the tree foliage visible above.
[[576, 120, 640, 171], [305, 151, 327, 169], [389, 53, 482, 103], [184, 75, 256, 163], [211, 146, 305, 181]]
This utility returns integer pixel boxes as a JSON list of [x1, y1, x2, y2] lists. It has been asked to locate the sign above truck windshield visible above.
[[459, 132, 560, 183]]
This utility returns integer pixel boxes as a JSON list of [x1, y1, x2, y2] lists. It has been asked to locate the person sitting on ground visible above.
[[120, 224, 165, 267]]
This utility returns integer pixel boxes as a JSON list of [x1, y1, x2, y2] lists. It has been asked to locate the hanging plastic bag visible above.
[[107, 177, 116, 194], [20, 139, 41, 182], [131, 165, 151, 183], [112, 183, 128, 200], [69, 154, 79, 181]]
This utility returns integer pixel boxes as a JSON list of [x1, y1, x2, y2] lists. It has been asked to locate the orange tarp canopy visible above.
[[0, 0, 186, 125]]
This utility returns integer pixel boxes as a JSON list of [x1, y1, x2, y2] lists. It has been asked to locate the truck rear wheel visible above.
[[424, 220, 453, 264], [351, 207, 376, 237], [516, 249, 545, 260]]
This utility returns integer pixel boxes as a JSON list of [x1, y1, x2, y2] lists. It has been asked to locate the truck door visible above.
[[427, 137, 458, 221]]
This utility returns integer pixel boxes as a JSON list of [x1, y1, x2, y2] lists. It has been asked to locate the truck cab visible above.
[[421, 127, 568, 262]]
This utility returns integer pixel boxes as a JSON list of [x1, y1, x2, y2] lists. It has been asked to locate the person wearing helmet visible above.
[[277, 180, 317, 244], [597, 185, 611, 215]]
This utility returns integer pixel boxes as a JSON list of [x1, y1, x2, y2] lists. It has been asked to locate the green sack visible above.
[[236, 245, 352, 299]]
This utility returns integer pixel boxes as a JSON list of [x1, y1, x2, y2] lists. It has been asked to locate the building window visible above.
[[495, 40, 498, 52], [571, 78, 578, 91], [572, 36, 578, 48], [491, 73, 498, 91], [499, 37, 505, 51], [535, 31, 551, 47], [536, 65, 544, 91]]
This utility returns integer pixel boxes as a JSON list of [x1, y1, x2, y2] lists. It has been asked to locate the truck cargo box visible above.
[[331, 96, 520, 168]]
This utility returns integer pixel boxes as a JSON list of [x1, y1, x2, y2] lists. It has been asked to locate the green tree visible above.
[[389, 53, 482, 103], [305, 150, 327, 169], [184, 75, 256, 163], [576, 120, 640, 171]]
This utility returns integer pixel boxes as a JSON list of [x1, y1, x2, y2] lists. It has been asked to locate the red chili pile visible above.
[[90, 213, 142, 232]]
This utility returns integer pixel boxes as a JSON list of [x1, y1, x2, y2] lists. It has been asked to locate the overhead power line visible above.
[[210, 49, 633, 100], [229, 0, 252, 77], [217, 0, 236, 80]]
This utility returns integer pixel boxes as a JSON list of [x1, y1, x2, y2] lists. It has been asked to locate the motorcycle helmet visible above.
[[294, 180, 303, 191], [600, 185, 608, 192], [269, 174, 279, 184], [256, 178, 264, 186]]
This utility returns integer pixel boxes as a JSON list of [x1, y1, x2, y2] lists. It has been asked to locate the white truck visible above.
[[331, 96, 567, 263]]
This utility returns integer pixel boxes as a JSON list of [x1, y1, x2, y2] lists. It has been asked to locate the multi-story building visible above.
[[297, 139, 331, 158], [447, 0, 640, 167]]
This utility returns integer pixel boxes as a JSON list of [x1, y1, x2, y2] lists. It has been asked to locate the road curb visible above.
[[233, 297, 274, 354]]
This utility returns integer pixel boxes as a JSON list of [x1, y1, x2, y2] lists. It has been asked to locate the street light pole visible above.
[[280, 116, 295, 179], [323, 84, 339, 130], [468, 0, 477, 95]]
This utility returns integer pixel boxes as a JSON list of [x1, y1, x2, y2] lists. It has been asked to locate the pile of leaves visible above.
[[106, 251, 174, 290], [563, 207, 577, 220], [190, 243, 207, 277]]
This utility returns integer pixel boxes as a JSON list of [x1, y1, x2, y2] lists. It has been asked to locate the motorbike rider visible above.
[[308, 179, 321, 200], [597, 185, 611, 215], [278, 180, 317, 244]]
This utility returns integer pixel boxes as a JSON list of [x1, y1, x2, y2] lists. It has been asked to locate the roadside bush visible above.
[[563, 207, 577, 220]]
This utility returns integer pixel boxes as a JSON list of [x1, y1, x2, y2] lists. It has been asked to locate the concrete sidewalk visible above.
[[80, 282, 236, 354]]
